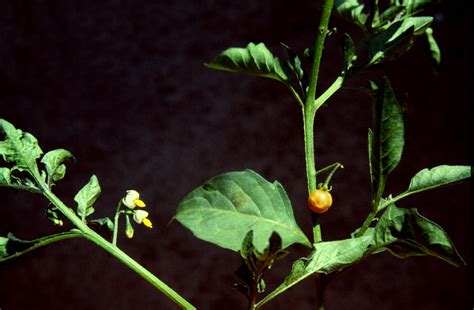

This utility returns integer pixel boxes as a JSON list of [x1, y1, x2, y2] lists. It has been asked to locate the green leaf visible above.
[[1, 231, 82, 263], [374, 204, 465, 267], [341, 33, 357, 73], [41, 149, 75, 184], [368, 17, 433, 65], [374, 5, 406, 29], [206, 42, 290, 83], [74, 175, 101, 221], [425, 27, 441, 65], [0, 119, 43, 174], [280, 42, 307, 95], [0, 167, 11, 185], [175, 170, 311, 252], [395, 165, 471, 201], [257, 236, 373, 307], [369, 78, 404, 207], [403, 0, 440, 15], [335, 0, 368, 29]]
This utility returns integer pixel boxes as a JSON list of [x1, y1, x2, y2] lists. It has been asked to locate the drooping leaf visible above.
[[341, 33, 357, 73], [335, 0, 368, 29], [373, 204, 465, 267], [175, 170, 311, 252], [206, 42, 290, 83], [0, 119, 43, 174], [0, 231, 82, 262], [368, 17, 433, 65], [74, 175, 101, 221], [369, 78, 404, 207], [393, 165, 471, 202], [257, 236, 373, 307], [425, 27, 441, 65], [41, 149, 75, 184]]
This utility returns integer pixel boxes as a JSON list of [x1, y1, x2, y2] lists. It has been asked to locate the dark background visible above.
[[0, 1, 471, 309]]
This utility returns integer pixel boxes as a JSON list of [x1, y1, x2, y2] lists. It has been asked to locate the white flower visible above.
[[133, 210, 153, 228], [122, 190, 146, 209]]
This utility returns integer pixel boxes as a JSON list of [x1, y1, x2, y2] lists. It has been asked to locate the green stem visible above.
[[303, 0, 335, 244], [33, 173, 195, 309], [0, 231, 83, 263], [112, 201, 122, 246]]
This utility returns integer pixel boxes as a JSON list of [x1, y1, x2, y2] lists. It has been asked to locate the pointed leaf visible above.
[[0, 119, 43, 174], [1, 231, 82, 262], [280, 42, 307, 94], [206, 42, 290, 83], [392, 165, 471, 203], [374, 204, 465, 267], [370, 78, 404, 206], [74, 175, 101, 220], [41, 149, 75, 183], [175, 170, 311, 252], [257, 236, 373, 307]]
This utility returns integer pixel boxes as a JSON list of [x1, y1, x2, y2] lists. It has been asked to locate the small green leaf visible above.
[[370, 78, 404, 207], [374, 204, 465, 267], [280, 42, 307, 94], [374, 5, 407, 29], [341, 33, 356, 73], [257, 236, 373, 307], [404, 0, 440, 15], [0, 119, 43, 174], [206, 42, 290, 83], [175, 170, 311, 252], [90, 217, 115, 233], [335, 0, 368, 29], [41, 149, 75, 184], [425, 27, 441, 65], [0, 167, 11, 185], [1, 232, 82, 263], [368, 17, 433, 65], [74, 175, 101, 221]]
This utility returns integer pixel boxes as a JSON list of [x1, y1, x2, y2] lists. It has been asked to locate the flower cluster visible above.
[[122, 190, 153, 229]]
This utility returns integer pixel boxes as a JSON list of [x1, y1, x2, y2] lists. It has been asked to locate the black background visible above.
[[0, 1, 471, 309]]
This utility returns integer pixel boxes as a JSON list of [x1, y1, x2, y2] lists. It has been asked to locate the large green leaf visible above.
[[257, 236, 373, 307], [74, 175, 101, 221], [41, 148, 75, 184], [206, 42, 290, 83], [1, 231, 82, 262], [373, 204, 465, 267], [369, 78, 404, 207], [175, 170, 311, 252], [0, 119, 43, 174]]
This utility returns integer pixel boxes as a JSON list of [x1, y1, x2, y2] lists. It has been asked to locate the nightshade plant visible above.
[[0, 0, 471, 309]]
